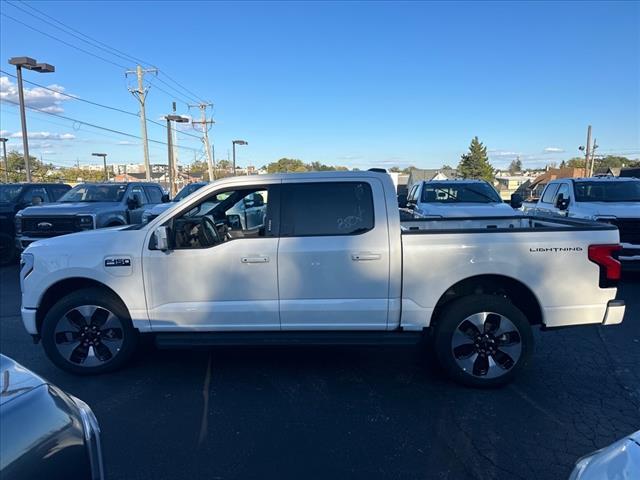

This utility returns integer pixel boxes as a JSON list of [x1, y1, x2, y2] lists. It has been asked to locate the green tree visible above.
[[266, 158, 308, 173], [440, 164, 453, 170], [457, 137, 494, 181], [508, 158, 522, 175]]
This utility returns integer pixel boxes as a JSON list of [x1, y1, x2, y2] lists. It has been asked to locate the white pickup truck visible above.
[[19, 171, 626, 387], [525, 176, 640, 271]]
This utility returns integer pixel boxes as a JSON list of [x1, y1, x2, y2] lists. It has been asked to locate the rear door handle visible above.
[[351, 253, 381, 261], [241, 256, 270, 264]]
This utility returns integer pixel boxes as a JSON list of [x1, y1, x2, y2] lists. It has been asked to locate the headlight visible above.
[[76, 215, 94, 230], [20, 252, 34, 290], [15, 215, 22, 234]]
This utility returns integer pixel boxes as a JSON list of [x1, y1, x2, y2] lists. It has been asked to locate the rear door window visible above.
[[280, 182, 374, 236], [144, 186, 164, 204]]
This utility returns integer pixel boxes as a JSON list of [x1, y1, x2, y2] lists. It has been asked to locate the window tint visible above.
[[541, 184, 559, 203], [144, 186, 164, 204], [129, 186, 147, 205], [555, 183, 570, 202], [23, 186, 49, 203], [171, 187, 271, 249], [408, 185, 418, 202], [48, 185, 70, 201], [280, 182, 374, 236]]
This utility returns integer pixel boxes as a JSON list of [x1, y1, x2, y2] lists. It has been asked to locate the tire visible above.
[[41, 287, 138, 375], [0, 233, 17, 266], [433, 294, 533, 388]]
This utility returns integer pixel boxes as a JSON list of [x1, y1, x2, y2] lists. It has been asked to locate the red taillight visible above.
[[588, 244, 622, 286]]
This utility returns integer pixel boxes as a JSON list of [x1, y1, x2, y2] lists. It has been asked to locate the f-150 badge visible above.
[[105, 258, 131, 267]]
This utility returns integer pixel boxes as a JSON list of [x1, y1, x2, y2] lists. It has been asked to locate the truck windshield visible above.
[[173, 183, 206, 202], [0, 185, 23, 203], [421, 183, 502, 203], [574, 181, 640, 202], [59, 184, 128, 202]]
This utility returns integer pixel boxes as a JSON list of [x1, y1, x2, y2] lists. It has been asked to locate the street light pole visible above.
[[232, 140, 248, 175], [92, 153, 108, 181], [15, 65, 30, 182], [8, 57, 55, 183], [0, 138, 8, 183]]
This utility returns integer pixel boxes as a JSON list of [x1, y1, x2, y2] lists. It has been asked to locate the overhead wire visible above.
[[0, 70, 205, 141], [2, 99, 202, 152], [6, 0, 209, 104]]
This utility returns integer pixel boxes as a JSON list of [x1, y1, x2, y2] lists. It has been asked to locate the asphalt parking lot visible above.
[[1, 265, 639, 480]]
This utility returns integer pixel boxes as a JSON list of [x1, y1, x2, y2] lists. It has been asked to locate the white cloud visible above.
[[488, 150, 522, 157], [116, 140, 138, 146], [0, 76, 70, 113], [8, 131, 75, 140], [543, 147, 565, 153]]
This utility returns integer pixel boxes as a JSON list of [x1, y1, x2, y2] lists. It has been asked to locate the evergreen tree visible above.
[[457, 137, 494, 181], [508, 158, 522, 175]]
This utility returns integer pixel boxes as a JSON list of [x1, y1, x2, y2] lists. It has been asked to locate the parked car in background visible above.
[[403, 179, 523, 218], [14, 182, 168, 251], [525, 177, 640, 271], [0, 354, 104, 480], [20, 171, 625, 388], [569, 429, 639, 480], [0, 183, 71, 265], [142, 181, 208, 224]]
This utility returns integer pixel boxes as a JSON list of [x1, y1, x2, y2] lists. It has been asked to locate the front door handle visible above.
[[241, 256, 270, 264], [351, 253, 381, 261]]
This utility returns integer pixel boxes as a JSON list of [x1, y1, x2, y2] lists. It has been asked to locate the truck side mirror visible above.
[[397, 194, 408, 208], [31, 196, 43, 206], [510, 193, 523, 209], [161, 193, 170, 203], [555, 194, 570, 211], [154, 226, 170, 251]]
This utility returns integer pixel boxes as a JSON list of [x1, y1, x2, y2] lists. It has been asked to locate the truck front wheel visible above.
[[41, 288, 138, 375], [433, 294, 533, 388]]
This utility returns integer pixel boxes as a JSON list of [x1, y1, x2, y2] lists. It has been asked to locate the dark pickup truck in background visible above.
[[15, 182, 168, 251], [0, 183, 71, 265]]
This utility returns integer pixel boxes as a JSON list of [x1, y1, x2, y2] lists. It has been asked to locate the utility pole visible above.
[[126, 65, 157, 181], [171, 102, 180, 186], [164, 115, 189, 196], [190, 102, 215, 181], [579, 125, 599, 177], [0, 137, 8, 183]]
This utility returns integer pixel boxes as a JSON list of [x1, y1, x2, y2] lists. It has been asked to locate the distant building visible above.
[[495, 175, 536, 200], [526, 167, 587, 200], [407, 168, 459, 187]]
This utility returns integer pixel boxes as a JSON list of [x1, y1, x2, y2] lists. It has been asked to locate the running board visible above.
[[154, 331, 423, 349]]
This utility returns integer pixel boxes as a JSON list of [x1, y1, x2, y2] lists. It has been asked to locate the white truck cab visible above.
[[528, 177, 640, 270], [20, 171, 626, 387], [405, 179, 522, 218]]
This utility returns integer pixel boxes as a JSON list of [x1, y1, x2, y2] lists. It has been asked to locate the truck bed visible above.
[[398, 214, 620, 331], [400, 215, 617, 233]]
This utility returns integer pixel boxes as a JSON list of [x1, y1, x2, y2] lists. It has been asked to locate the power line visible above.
[[6, 1, 208, 105], [5, 1, 146, 68], [0, 12, 128, 69], [0, 69, 204, 140], [2, 99, 202, 152]]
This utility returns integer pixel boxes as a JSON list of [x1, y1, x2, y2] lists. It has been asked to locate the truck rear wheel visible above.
[[41, 288, 138, 375], [433, 294, 533, 388]]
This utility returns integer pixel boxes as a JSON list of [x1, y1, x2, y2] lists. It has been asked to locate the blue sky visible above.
[[1, 0, 638, 171]]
